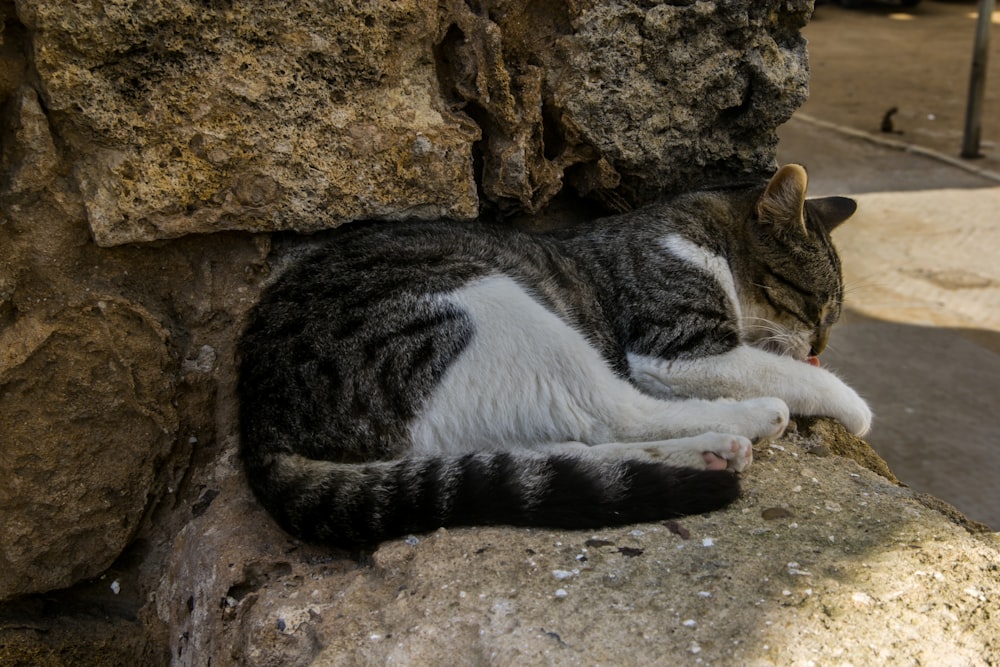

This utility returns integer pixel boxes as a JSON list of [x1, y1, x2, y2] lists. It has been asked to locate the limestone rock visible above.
[[552, 1, 812, 205], [17, 0, 810, 245], [0, 50, 270, 600], [155, 421, 1000, 666], [0, 300, 177, 598], [0, 196, 271, 603], [1, 86, 59, 196], [19, 0, 480, 246]]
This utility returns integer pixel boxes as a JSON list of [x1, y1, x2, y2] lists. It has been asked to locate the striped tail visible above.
[[247, 451, 740, 549]]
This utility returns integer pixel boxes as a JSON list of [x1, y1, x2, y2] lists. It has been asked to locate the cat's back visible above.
[[241, 219, 542, 372], [260, 220, 515, 303]]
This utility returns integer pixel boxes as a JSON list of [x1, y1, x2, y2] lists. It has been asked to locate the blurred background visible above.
[[778, 0, 999, 529]]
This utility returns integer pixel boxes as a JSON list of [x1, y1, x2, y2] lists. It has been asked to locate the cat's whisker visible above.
[[842, 273, 892, 298], [843, 269, 887, 288], [742, 324, 804, 356], [740, 317, 789, 338]]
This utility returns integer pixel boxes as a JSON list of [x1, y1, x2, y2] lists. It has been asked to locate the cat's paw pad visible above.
[[636, 433, 751, 471], [701, 434, 753, 472]]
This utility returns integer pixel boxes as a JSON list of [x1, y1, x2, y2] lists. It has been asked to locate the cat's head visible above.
[[739, 164, 856, 361]]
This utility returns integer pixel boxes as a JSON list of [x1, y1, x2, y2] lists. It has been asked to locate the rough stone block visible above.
[[0, 301, 177, 598], [19, 0, 481, 246], [18, 0, 811, 245], [153, 421, 1000, 666]]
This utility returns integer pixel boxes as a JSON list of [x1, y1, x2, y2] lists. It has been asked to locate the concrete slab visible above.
[[779, 115, 1000, 195]]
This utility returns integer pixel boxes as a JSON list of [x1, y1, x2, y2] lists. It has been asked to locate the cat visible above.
[[237, 164, 872, 550]]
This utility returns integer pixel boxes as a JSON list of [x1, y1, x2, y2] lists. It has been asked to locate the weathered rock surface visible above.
[[0, 299, 176, 598], [550, 1, 810, 206], [17, 0, 809, 245], [155, 419, 999, 666], [19, 0, 480, 246], [0, 68, 269, 601]]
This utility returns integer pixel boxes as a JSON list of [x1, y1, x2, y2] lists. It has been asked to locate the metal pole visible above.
[[961, 0, 995, 159]]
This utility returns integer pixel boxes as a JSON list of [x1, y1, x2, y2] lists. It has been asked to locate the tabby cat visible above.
[[237, 164, 871, 549]]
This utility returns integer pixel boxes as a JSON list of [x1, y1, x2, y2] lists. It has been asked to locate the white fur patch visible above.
[[407, 275, 625, 453], [628, 345, 872, 436], [660, 233, 740, 318]]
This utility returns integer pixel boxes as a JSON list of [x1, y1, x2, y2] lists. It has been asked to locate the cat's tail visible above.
[[246, 451, 740, 549]]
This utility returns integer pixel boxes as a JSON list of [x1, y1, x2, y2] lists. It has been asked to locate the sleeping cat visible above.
[[237, 164, 872, 549]]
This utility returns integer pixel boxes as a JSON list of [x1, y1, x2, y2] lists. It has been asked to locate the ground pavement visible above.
[[776, 1, 1000, 529]]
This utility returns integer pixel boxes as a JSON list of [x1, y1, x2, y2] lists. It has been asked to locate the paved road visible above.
[[805, 1, 1000, 177]]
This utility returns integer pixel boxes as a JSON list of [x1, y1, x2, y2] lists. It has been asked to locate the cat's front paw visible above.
[[727, 397, 790, 442], [836, 390, 873, 437]]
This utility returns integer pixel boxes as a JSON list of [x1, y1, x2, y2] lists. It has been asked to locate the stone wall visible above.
[[10, 0, 810, 245], [2, 1, 996, 664]]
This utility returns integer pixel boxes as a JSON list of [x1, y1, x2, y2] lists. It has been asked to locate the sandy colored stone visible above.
[[0, 301, 177, 598], [0, 86, 58, 196], [154, 425, 1000, 666], [19, 0, 480, 246], [552, 0, 811, 206], [17, 0, 811, 244], [0, 31, 273, 600]]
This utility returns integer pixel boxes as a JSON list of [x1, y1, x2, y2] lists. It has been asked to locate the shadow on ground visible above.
[[825, 309, 1000, 529]]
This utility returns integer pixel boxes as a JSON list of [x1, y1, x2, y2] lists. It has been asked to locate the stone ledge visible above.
[[145, 420, 999, 666]]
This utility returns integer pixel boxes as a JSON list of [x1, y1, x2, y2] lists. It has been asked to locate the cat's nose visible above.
[[810, 326, 830, 357]]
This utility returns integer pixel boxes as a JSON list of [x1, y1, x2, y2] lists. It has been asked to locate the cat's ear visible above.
[[757, 164, 808, 232], [805, 196, 857, 234]]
